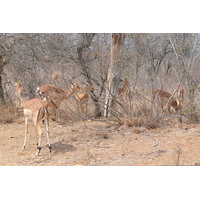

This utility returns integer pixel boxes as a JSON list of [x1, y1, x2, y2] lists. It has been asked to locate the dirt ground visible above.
[[1, 114, 200, 166]]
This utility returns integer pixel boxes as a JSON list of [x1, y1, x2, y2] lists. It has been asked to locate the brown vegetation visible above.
[[0, 105, 15, 123]]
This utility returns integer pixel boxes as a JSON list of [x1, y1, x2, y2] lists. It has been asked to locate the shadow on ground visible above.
[[51, 141, 76, 153]]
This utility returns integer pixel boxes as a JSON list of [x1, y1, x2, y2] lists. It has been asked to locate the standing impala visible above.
[[118, 78, 130, 103], [14, 80, 24, 108], [71, 82, 94, 114], [153, 89, 180, 114], [36, 83, 75, 121], [22, 94, 51, 155]]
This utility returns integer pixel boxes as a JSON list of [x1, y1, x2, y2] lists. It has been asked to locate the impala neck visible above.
[[65, 86, 75, 98]]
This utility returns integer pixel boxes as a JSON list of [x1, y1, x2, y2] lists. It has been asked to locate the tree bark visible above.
[[76, 33, 102, 118], [0, 35, 11, 105], [0, 63, 5, 105], [104, 33, 125, 117]]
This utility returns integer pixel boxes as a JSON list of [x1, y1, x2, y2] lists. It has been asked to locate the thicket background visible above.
[[1, 33, 200, 121]]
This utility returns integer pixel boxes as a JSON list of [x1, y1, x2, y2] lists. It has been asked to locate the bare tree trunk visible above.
[[0, 34, 12, 105], [76, 33, 102, 118], [0, 57, 8, 105], [0, 71, 5, 105], [104, 33, 125, 117]]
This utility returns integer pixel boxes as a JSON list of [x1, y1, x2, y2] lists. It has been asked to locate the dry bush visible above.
[[101, 132, 109, 139], [0, 104, 16, 123], [113, 91, 164, 129], [52, 97, 96, 122], [122, 115, 160, 129]]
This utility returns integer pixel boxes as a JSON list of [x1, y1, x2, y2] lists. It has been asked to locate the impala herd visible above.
[[14, 78, 184, 155]]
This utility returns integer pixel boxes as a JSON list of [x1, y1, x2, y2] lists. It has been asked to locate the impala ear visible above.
[[72, 82, 80, 88], [36, 87, 40, 93]]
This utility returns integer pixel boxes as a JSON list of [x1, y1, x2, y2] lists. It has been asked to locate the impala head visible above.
[[124, 78, 130, 87], [83, 84, 95, 92], [36, 88, 51, 102], [14, 80, 22, 88], [36, 87, 44, 98], [120, 78, 129, 88], [38, 91, 52, 104], [40, 92, 47, 100], [71, 81, 80, 91]]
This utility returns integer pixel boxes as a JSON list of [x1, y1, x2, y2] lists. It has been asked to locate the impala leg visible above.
[[167, 104, 171, 114], [55, 108, 61, 122], [36, 130, 42, 156], [80, 103, 84, 115], [52, 108, 57, 121], [16, 98, 19, 108], [85, 104, 88, 116], [22, 117, 28, 151], [45, 116, 51, 153], [55, 109, 59, 122], [77, 102, 81, 114], [34, 118, 43, 156], [58, 109, 61, 122]]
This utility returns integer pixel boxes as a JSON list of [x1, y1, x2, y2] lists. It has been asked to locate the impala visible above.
[[173, 86, 184, 108], [118, 78, 130, 103], [22, 94, 51, 155], [71, 82, 94, 114], [36, 83, 75, 121], [14, 80, 25, 108], [153, 89, 180, 113]]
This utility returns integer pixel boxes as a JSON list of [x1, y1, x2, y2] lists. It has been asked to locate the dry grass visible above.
[[0, 104, 16, 124], [122, 115, 160, 129], [58, 97, 95, 122], [114, 95, 162, 129], [101, 132, 110, 139]]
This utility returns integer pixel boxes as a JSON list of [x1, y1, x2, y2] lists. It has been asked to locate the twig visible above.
[[153, 138, 159, 147]]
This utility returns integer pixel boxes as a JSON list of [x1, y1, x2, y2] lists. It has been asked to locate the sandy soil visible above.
[[1, 115, 200, 166]]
